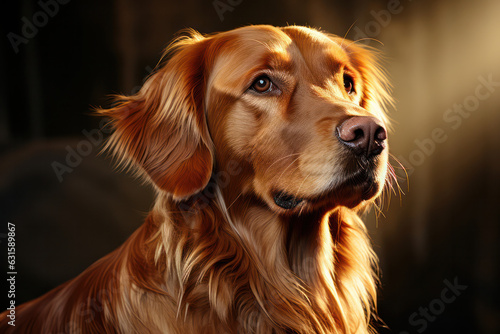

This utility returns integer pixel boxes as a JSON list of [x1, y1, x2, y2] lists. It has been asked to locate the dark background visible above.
[[2, 0, 500, 333]]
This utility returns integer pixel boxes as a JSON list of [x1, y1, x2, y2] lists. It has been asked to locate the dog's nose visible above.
[[337, 116, 387, 157]]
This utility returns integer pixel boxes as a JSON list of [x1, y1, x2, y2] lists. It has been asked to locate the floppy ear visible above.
[[332, 36, 394, 127], [98, 32, 213, 199]]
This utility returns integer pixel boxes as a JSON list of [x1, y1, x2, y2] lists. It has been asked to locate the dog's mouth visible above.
[[273, 191, 304, 210], [272, 169, 381, 211]]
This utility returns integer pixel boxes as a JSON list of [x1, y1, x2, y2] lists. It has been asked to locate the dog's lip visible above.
[[271, 170, 379, 211], [333, 169, 379, 196], [273, 191, 303, 210]]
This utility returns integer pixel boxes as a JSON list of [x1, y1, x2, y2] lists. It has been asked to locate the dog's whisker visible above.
[[346, 38, 384, 48], [226, 191, 244, 211], [387, 155, 407, 207], [389, 153, 409, 190], [275, 155, 302, 186], [264, 152, 302, 175], [340, 20, 359, 48], [296, 173, 311, 198]]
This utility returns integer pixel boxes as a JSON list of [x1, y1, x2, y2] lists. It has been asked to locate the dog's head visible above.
[[101, 25, 392, 214]]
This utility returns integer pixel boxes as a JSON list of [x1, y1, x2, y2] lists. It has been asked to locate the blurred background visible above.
[[1, 0, 500, 332]]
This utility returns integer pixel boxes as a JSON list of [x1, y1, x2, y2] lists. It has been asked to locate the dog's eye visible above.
[[343, 74, 355, 95], [250, 76, 272, 93]]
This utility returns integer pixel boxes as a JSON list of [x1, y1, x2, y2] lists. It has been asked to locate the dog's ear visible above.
[[332, 36, 394, 127], [98, 33, 213, 199]]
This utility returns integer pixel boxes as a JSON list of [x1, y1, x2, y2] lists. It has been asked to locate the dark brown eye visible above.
[[343, 74, 354, 95], [251, 76, 272, 93]]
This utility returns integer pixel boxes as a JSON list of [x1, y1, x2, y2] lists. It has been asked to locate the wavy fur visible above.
[[0, 25, 392, 334]]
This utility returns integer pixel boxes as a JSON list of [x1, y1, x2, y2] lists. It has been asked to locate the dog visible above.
[[0, 25, 394, 333]]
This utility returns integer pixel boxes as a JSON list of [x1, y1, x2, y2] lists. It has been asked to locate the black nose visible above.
[[337, 116, 387, 157]]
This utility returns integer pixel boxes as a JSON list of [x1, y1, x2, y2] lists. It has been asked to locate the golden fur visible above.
[[0, 25, 394, 333]]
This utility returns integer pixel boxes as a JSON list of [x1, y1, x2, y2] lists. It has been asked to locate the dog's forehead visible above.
[[209, 26, 350, 90], [280, 26, 351, 70], [216, 26, 295, 66], [223, 25, 349, 66]]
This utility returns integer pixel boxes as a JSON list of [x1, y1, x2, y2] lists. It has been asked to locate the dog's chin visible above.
[[271, 172, 383, 214], [331, 177, 382, 208]]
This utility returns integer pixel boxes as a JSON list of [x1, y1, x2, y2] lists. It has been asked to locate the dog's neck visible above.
[[134, 186, 377, 333]]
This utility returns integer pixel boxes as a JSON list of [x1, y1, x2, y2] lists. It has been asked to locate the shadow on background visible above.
[[1, 0, 500, 333]]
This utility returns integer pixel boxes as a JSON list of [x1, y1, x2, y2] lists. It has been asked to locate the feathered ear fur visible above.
[[98, 32, 213, 199]]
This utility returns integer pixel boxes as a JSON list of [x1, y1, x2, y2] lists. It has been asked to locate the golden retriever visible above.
[[0, 25, 394, 334]]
